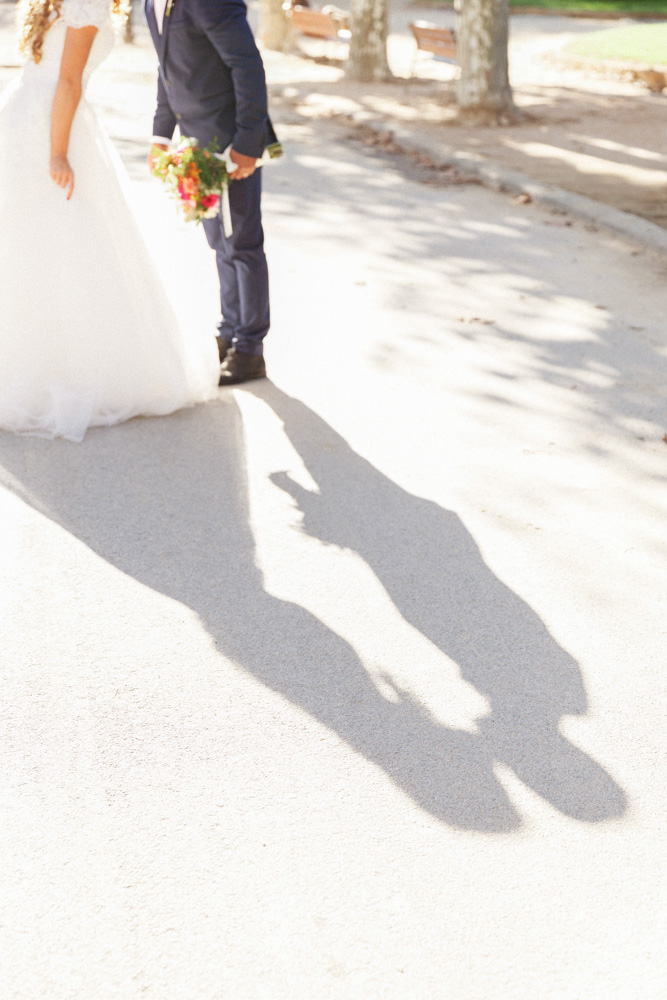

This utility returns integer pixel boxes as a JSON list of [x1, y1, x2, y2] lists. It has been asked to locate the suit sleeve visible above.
[[190, 0, 268, 158], [152, 71, 177, 142]]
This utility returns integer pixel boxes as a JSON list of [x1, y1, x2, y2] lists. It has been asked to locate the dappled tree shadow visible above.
[[265, 127, 667, 477]]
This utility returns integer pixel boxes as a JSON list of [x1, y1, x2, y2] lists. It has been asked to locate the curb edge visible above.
[[356, 116, 667, 257]]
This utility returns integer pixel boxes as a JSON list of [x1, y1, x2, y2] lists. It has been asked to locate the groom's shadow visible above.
[[258, 384, 627, 825], [0, 391, 626, 830]]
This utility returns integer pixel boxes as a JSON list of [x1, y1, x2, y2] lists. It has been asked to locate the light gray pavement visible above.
[[1, 15, 667, 1000]]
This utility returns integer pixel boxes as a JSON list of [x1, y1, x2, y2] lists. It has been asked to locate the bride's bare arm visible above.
[[50, 25, 97, 199]]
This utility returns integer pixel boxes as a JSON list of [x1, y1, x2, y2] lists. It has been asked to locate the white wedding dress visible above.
[[0, 0, 219, 442]]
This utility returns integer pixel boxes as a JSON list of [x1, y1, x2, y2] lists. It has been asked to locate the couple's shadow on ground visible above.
[[0, 384, 626, 831]]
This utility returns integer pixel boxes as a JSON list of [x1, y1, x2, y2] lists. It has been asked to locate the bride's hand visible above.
[[50, 154, 74, 200]]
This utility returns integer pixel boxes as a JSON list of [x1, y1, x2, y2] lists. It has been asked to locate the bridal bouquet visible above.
[[151, 137, 229, 223]]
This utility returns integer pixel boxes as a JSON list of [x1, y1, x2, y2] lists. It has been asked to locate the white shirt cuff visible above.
[[151, 136, 172, 146]]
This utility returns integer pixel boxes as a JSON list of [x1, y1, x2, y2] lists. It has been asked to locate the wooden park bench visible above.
[[283, 3, 351, 56], [409, 21, 458, 80]]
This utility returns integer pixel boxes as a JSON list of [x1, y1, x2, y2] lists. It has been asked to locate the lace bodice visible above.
[[61, 0, 110, 29], [21, 0, 114, 84]]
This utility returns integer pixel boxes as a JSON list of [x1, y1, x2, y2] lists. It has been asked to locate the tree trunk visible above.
[[123, 2, 134, 43], [259, 0, 289, 51], [345, 0, 392, 83], [455, 0, 516, 125]]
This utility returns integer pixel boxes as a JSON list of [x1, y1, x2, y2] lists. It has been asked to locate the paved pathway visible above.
[[259, 1, 667, 229], [1, 17, 666, 1000]]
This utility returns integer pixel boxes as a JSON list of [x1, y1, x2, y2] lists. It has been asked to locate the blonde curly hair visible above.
[[18, 0, 126, 64]]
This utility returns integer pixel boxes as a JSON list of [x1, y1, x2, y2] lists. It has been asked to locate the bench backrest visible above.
[[289, 7, 342, 38], [410, 22, 457, 59]]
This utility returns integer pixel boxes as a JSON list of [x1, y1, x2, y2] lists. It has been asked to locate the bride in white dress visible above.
[[0, 0, 219, 442]]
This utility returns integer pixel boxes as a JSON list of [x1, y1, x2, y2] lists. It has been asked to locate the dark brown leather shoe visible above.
[[216, 337, 232, 362], [218, 348, 267, 386]]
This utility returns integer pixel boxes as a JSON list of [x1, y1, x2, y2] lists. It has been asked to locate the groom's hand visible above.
[[229, 149, 258, 180], [147, 142, 168, 173]]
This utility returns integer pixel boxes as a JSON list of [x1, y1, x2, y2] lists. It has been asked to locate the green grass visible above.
[[510, 0, 667, 12], [426, 0, 667, 13], [566, 23, 667, 61]]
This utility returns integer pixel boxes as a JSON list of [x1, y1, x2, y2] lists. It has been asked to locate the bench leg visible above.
[[405, 46, 419, 87]]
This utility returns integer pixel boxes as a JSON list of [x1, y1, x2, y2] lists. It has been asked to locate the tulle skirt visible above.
[[0, 70, 219, 442]]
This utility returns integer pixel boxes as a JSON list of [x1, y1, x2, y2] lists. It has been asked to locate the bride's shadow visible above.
[[0, 390, 626, 830]]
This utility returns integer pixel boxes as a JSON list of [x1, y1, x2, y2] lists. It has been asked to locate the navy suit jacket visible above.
[[145, 0, 274, 158]]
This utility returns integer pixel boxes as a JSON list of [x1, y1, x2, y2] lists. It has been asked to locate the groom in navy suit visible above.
[[145, 0, 275, 384]]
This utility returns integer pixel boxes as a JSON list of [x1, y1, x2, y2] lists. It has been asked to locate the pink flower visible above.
[[177, 180, 195, 205]]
